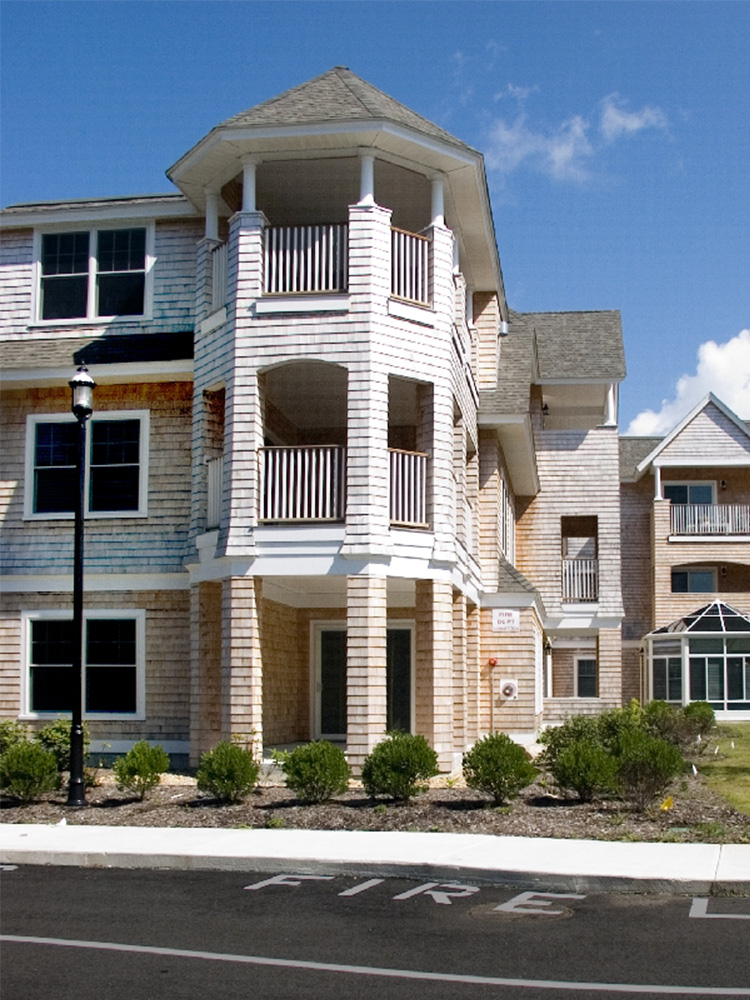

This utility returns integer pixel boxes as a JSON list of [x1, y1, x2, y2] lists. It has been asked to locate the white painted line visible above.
[[3, 935, 750, 996], [690, 898, 750, 920], [338, 878, 384, 896]]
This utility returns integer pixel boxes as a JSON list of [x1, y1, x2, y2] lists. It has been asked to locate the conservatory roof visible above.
[[647, 601, 750, 636]]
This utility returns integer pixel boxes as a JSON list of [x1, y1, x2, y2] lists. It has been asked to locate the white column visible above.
[[431, 175, 445, 227], [205, 189, 219, 241], [545, 642, 553, 699], [654, 465, 662, 500], [359, 153, 375, 206], [242, 159, 257, 213], [604, 383, 617, 426]]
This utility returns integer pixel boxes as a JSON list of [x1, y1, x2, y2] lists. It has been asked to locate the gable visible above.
[[656, 403, 750, 465]]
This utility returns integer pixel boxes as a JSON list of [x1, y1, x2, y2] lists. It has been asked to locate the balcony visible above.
[[255, 445, 428, 527], [670, 504, 750, 535], [264, 225, 348, 294], [391, 228, 430, 306], [206, 454, 224, 529], [562, 558, 599, 602]]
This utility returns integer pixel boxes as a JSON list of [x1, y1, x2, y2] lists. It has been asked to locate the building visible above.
[[1, 69, 748, 769]]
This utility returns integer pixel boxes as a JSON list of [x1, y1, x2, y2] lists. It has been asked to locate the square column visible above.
[[452, 589, 467, 753], [221, 576, 264, 757], [415, 579, 454, 770], [189, 581, 222, 765], [346, 574, 387, 771], [597, 626, 623, 707]]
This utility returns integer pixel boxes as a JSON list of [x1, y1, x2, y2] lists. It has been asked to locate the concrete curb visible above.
[[3, 824, 750, 894]]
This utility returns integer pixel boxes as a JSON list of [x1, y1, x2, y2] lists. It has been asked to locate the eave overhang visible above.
[[477, 412, 539, 496]]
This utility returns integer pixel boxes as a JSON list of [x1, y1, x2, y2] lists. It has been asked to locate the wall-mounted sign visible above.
[[491, 609, 520, 633]]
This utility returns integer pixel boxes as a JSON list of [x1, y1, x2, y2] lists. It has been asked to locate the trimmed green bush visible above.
[[462, 732, 536, 804], [361, 732, 439, 802], [682, 701, 716, 739], [112, 741, 170, 801], [197, 741, 259, 803], [0, 719, 28, 756], [614, 729, 684, 810], [34, 717, 90, 772], [0, 741, 58, 802], [538, 715, 603, 770], [551, 738, 618, 802], [280, 741, 350, 803], [596, 703, 643, 751]]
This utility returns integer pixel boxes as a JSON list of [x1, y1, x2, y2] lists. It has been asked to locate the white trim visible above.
[[0, 362, 192, 388], [668, 535, 750, 543], [0, 573, 189, 593], [254, 294, 350, 315], [24, 410, 150, 520], [20, 608, 146, 721], [32, 223, 155, 326], [1, 198, 196, 228], [387, 297, 435, 327], [199, 307, 227, 335]]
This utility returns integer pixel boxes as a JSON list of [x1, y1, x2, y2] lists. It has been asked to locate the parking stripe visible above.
[[3, 935, 750, 995]]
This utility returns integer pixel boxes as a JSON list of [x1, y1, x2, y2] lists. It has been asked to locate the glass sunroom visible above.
[[645, 601, 750, 719]]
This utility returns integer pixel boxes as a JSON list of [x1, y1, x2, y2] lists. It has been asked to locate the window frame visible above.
[[25, 410, 150, 520], [20, 609, 146, 721], [670, 567, 717, 594], [574, 656, 598, 698], [663, 480, 716, 505], [32, 223, 155, 325]]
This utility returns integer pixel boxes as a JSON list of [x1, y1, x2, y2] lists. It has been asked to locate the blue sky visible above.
[[2, 0, 748, 433]]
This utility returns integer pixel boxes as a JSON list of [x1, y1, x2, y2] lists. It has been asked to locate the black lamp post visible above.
[[67, 364, 95, 807]]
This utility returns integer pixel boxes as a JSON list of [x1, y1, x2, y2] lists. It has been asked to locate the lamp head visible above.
[[69, 365, 95, 419]]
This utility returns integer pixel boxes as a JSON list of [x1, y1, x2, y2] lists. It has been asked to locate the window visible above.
[[689, 636, 750, 710], [575, 657, 598, 698], [26, 411, 148, 518], [671, 569, 716, 593], [37, 227, 151, 321], [24, 611, 145, 719], [663, 482, 715, 505]]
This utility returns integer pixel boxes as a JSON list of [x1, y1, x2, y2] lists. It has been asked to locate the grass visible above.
[[697, 723, 750, 816]]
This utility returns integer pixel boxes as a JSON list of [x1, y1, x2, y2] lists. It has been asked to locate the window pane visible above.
[[97, 229, 145, 272], [91, 420, 140, 465], [96, 272, 144, 316], [577, 659, 597, 697], [89, 420, 140, 511], [652, 658, 667, 700], [41, 275, 88, 319], [30, 666, 75, 712], [707, 658, 724, 701], [41, 232, 89, 275], [690, 659, 707, 701], [86, 667, 136, 713], [89, 465, 139, 511], [668, 658, 683, 701], [34, 468, 77, 513], [727, 638, 750, 654], [690, 638, 723, 654], [86, 619, 136, 665], [689, 571, 715, 593], [689, 485, 713, 504], [36, 422, 77, 467], [671, 571, 688, 593], [664, 484, 688, 504], [727, 658, 744, 700], [31, 619, 73, 664]]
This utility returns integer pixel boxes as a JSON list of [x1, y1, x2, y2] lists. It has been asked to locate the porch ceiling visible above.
[[262, 576, 416, 609]]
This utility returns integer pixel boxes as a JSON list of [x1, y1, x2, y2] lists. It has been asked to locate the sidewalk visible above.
[[2, 823, 750, 893]]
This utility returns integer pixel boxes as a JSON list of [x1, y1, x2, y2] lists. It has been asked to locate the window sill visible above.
[[24, 512, 149, 521], [28, 315, 151, 329]]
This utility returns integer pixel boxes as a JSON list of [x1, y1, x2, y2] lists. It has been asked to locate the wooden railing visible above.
[[562, 558, 599, 602], [389, 448, 428, 527], [211, 242, 228, 312], [259, 446, 345, 521], [670, 504, 750, 535], [264, 225, 348, 294], [391, 228, 430, 305], [206, 454, 224, 528]]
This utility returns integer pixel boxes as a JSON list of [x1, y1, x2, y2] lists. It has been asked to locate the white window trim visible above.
[[574, 655, 598, 698], [20, 608, 146, 721], [670, 567, 717, 594], [24, 410, 150, 520], [31, 222, 155, 326], [663, 480, 716, 504]]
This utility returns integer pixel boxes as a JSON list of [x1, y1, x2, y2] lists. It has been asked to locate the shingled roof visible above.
[[0, 332, 193, 371], [219, 66, 474, 153], [524, 310, 626, 381]]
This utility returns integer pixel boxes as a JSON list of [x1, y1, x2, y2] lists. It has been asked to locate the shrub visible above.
[[641, 700, 685, 746], [596, 703, 643, 752], [614, 729, 684, 811], [197, 741, 259, 803], [0, 720, 28, 756], [0, 741, 58, 802], [280, 741, 350, 803], [462, 733, 536, 805], [682, 701, 716, 738], [551, 738, 618, 802], [538, 715, 603, 770], [34, 717, 90, 772], [361, 732, 439, 802], [112, 741, 170, 801]]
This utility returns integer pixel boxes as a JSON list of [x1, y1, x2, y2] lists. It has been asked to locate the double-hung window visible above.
[[26, 411, 148, 518], [24, 610, 145, 719], [575, 657, 598, 698], [37, 226, 151, 322]]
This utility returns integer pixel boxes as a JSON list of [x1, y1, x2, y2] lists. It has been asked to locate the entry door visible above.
[[317, 626, 413, 738]]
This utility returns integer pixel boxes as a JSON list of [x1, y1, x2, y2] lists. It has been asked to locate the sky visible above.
[[1, 0, 748, 434]]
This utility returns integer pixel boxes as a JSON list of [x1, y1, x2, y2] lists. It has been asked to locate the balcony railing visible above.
[[390, 448, 428, 527], [264, 225, 348, 294], [562, 558, 599, 602], [259, 446, 345, 521], [391, 228, 430, 306], [670, 503, 750, 535], [211, 242, 228, 312], [206, 454, 224, 528]]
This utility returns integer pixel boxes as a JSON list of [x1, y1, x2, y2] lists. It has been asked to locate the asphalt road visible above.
[[1, 865, 749, 999]]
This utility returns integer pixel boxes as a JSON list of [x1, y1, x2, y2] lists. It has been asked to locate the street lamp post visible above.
[[67, 364, 95, 807]]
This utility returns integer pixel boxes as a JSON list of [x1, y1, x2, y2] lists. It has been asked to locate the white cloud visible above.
[[485, 88, 668, 182], [626, 330, 750, 436], [600, 93, 668, 142]]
